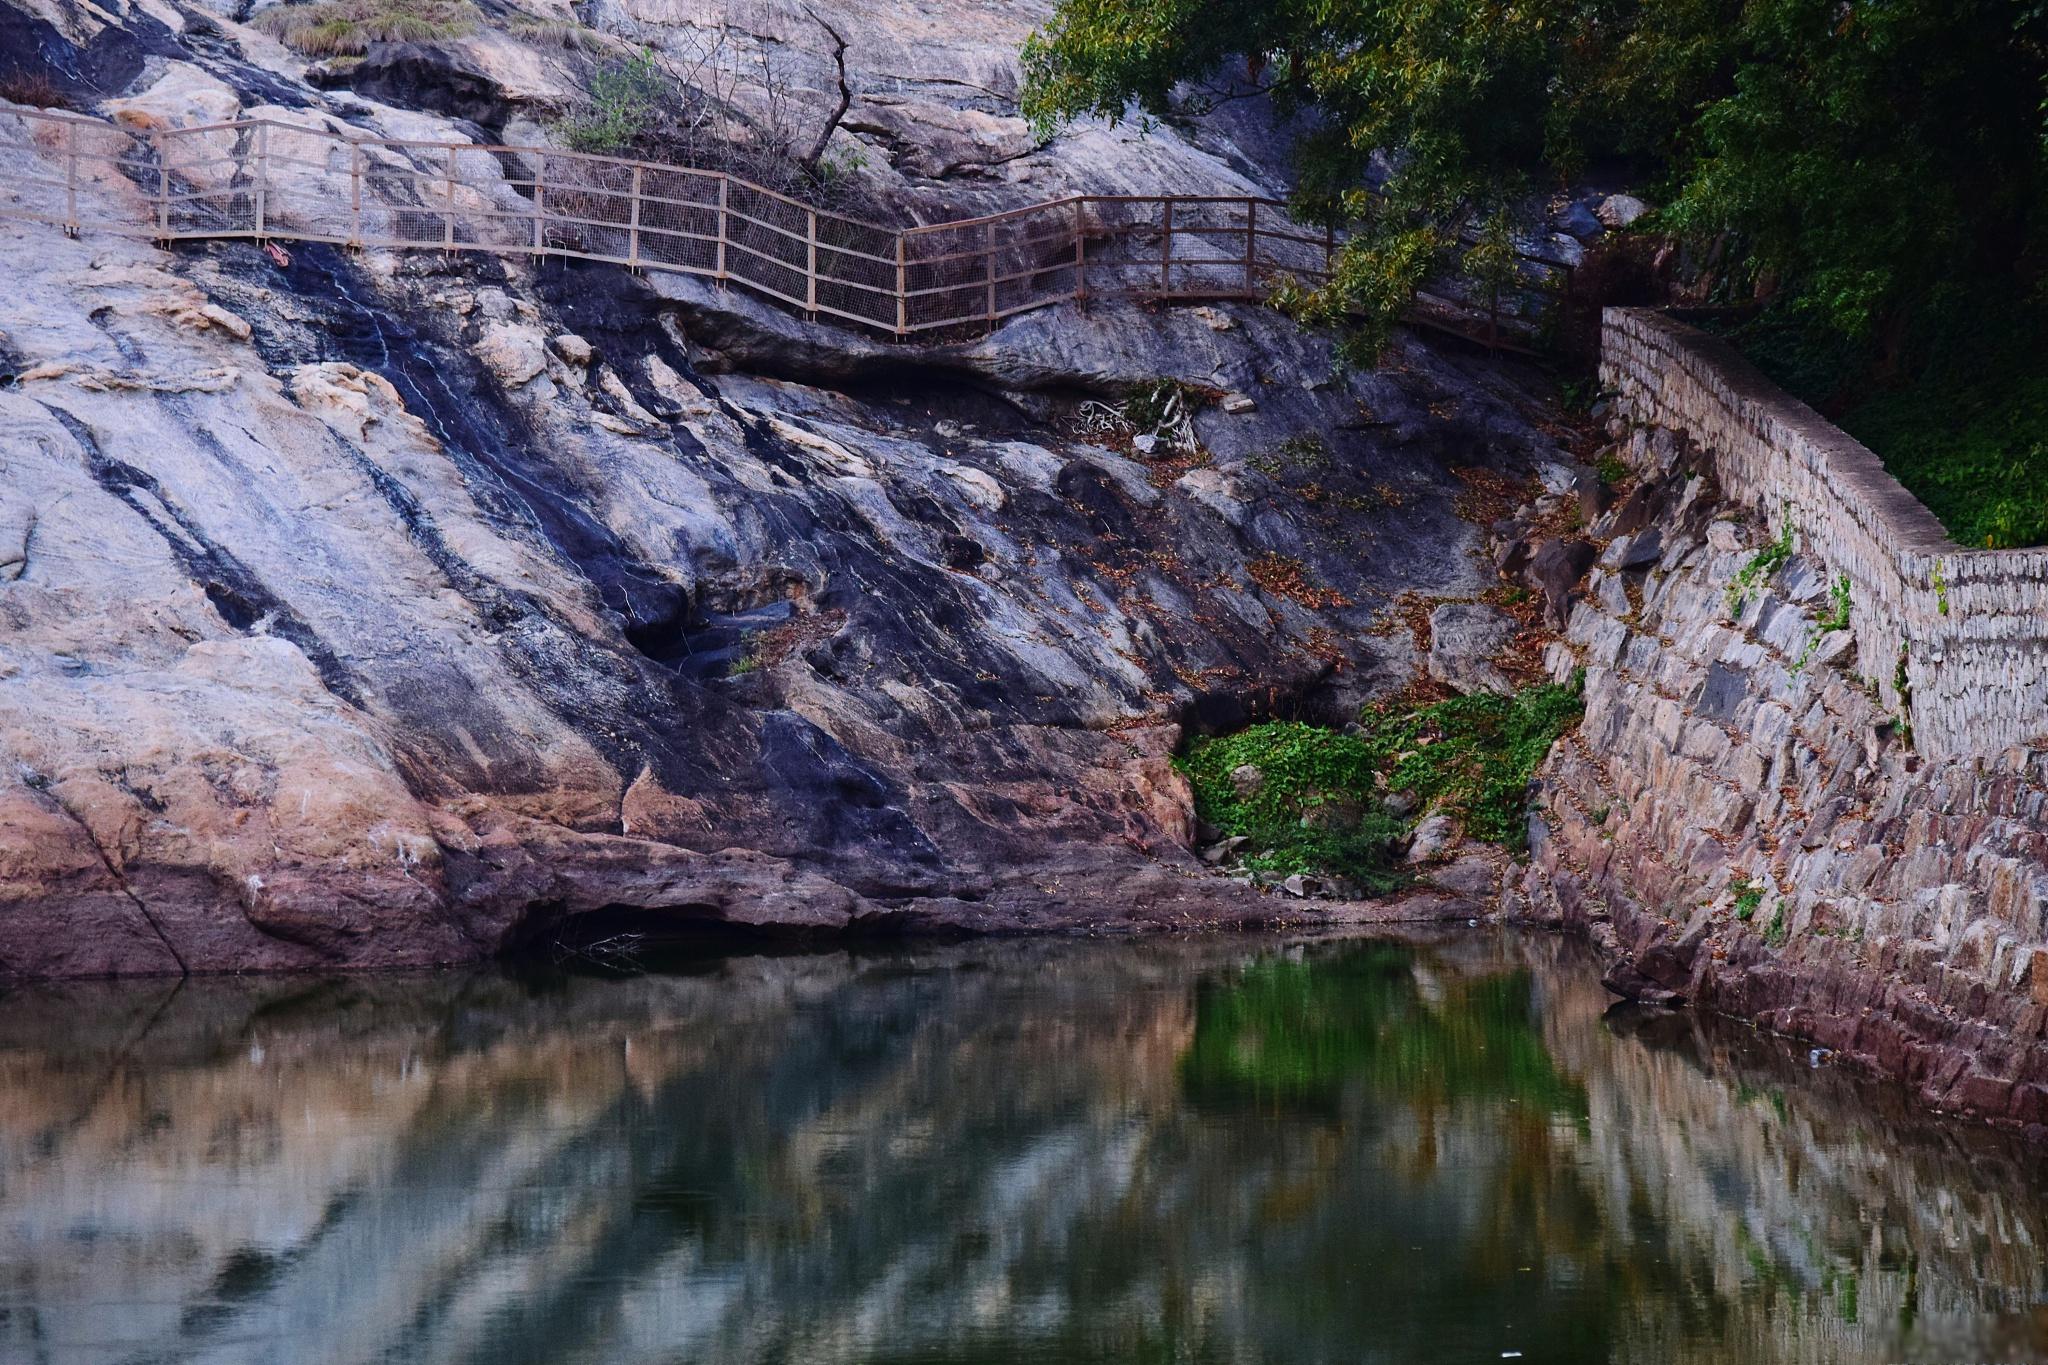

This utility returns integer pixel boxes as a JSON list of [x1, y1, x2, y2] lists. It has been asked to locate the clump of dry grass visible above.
[[0, 71, 78, 110], [505, 17, 606, 51], [253, 0, 479, 56]]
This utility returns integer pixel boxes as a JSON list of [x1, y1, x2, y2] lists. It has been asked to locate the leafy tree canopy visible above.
[[1022, 0, 2048, 360]]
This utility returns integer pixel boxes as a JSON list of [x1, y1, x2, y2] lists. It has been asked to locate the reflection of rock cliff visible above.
[[0, 0, 1554, 975], [0, 936, 2041, 1362]]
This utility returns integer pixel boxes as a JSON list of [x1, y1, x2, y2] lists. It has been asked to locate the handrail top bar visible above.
[[901, 193, 1296, 236], [3, 105, 1321, 243], [1, 100, 1561, 345], [5, 102, 1574, 272], [1, 103, 123, 131], [136, 113, 914, 233]]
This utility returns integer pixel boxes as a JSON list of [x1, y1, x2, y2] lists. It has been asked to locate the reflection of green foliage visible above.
[[1179, 943, 1586, 1116]]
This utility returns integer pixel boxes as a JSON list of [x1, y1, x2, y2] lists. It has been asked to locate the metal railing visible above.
[[0, 104, 1570, 343]]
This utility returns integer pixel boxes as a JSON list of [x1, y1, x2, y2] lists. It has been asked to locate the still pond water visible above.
[[1, 930, 2045, 1365]]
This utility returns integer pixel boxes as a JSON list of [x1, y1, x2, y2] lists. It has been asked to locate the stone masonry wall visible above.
[[1512, 346, 2048, 1129], [1601, 308, 2048, 759]]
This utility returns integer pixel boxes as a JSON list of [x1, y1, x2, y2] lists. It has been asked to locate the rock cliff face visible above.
[[0, 0, 1570, 976], [1514, 421, 2048, 1131]]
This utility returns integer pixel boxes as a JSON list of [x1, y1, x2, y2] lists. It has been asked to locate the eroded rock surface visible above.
[[0, 0, 1566, 976]]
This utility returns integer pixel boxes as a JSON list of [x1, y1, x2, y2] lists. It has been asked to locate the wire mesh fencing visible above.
[[0, 105, 1562, 346]]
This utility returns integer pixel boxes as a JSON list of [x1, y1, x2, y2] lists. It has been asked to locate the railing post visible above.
[[806, 207, 817, 316], [153, 130, 170, 242], [628, 163, 643, 270], [894, 232, 907, 338], [1159, 198, 1173, 294], [531, 153, 544, 256], [348, 140, 363, 249], [984, 219, 997, 325], [1242, 199, 1256, 294], [715, 176, 728, 280], [442, 147, 456, 251], [253, 120, 269, 239], [63, 118, 78, 238], [1073, 197, 1087, 302]]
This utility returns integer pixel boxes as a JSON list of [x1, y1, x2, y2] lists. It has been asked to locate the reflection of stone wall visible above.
[[1524, 935, 2048, 1364], [0, 939, 2044, 1363], [1601, 308, 2048, 758]]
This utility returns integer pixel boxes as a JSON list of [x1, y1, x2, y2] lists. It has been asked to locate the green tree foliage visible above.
[[1022, 0, 2048, 365]]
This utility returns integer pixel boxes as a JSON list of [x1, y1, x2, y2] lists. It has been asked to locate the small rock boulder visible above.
[[1427, 602, 1516, 695], [477, 322, 548, 387], [1201, 835, 1250, 865], [1525, 537, 1598, 628], [1280, 872, 1322, 898], [1494, 535, 1534, 580], [1229, 764, 1265, 800], [1596, 194, 1652, 229], [1556, 200, 1604, 241], [1591, 569, 1631, 617], [1574, 467, 1614, 523], [1427, 853, 1501, 899], [1603, 479, 1667, 539], [1615, 528, 1664, 571], [1406, 812, 1457, 864]]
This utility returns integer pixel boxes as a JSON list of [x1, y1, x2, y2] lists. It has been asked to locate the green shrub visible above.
[[555, 48, 666, 154], [1725, 514, 1795, 616], [1353, 675, 1585, 849], [1722, 309, 2048, 549], [1177, 676, 1584, 886], [1732, 880, 1763, 920], [1177, 722, 1407, 889]]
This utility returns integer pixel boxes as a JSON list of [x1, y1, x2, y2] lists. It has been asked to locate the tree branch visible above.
[[801, 7, 852, 171]]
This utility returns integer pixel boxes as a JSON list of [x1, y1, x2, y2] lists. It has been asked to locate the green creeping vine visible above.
[[1176, 722, 1407, 890], [1790, 574, 1852, 674], [1892, 645, 1914, 748], [1932, 558, 1950, 616], [1726, 511, 1797, 616]]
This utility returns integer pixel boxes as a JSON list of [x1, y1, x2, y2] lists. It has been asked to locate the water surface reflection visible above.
[[1, 932, 2043, 1364]]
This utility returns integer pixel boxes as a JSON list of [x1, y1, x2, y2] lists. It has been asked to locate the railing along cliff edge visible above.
[[0, 104, 1570, 341]]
